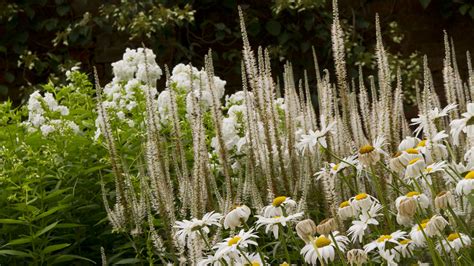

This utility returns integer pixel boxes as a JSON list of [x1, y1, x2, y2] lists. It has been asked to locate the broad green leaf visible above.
[[42, 188, 71, 200], [51, 254, 96, 264], [0, 249, 32, 257], [7, 237, 33, 246], [34, 221, 58, 238], [33, 205, 68, 220], [0, 219, 27, 225], [42, 243, 70, 254]]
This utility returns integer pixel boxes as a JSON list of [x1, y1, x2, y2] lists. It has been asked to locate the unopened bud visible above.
[[347, 249, 368, 266]]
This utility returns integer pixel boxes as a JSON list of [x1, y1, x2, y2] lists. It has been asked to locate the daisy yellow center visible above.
[[272, 196, 287, 207], [408, 158, 421, 165], [399, 239, 412, 245], [417, 140, 427, 147], [359, 145, 375, 154], [465, 171, 474, 179], [273, 216, 281, 219], [332, 163, 340, 171], [405, 148, 419, 154], [339, 201, 350, 208], [315, 235, 332, 248], [251, 262, 260, 266], [447, 233, 460, 241], [377, 235, 392, 243], [280, 263, 290, 266], [227, 236, 241, 246], [426, 167, 433, 172], [417, 222, 428, 231], [406, 191, 420, 197], [355, 193, 368, 201]]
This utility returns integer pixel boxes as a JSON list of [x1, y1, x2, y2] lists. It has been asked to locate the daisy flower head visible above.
[[411, 103, 457, 136], [358, 136, 388, 167], [423, 161, 447, 175], [450, 102, 474, 146], [295, 121, 336, 154], [395, 191, 430, 212], [174, 211, 222, 246], [347, 203, 383, 243], [437, 232, 472, 253], [395, 239, 416, 259], [337, 200, 355, 221], [214, 229, 259, 259], [349, 193, 378, 211], [455, 170, 474, 195], [364, 230, 407, 253], [262, 196, 297, 217], [398, 136, 421, 151], [405, 157, 426, 178], [329, 155, 359, 175], [300, 231, 349, 265], [409, 219, 430, 247], [255, 212, 303, 239], [224, 205, 251, 229]]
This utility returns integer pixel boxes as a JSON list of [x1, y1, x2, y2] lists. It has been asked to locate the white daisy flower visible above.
[[405, 157, 426, 178], [347, 203, 383, 243], [364, 230, 407, 253], [295, 121, 336, 153], [337, 200, 355, 221], [255, 212, 304, 239], [174, 211, 222, 246], [300, 231, 349, 265], [349, 193, 379, 211], [437, 232, 472, 253], [450, 102, 474, 145], [455, 170, 474, 195], [329, 155, 359, 175], [411, 103, 457, 136], [262, 196, 297, 217], [358, 136, 388, 167], [214, 229, 259, 259], [224, 205, 251, 229], [416, 131, 449, 164], [423, 161, 447, 175], [395, 191, 430, 211], [398, 136, 421, 151], [395, 239, 416, 259]]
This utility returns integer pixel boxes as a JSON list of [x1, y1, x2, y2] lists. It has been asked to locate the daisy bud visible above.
[[316, 218, 337, 235], [346, 249, 368, 266], [296, 219, 317, 243], [398, 197, 417, 217], [434, 191, 455, 210], [396, 213, 413, 226], [455, 170, 474, 195]]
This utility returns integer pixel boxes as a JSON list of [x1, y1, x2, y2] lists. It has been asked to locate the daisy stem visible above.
[[198, 228, 212, 250], [237, 246, 253, 264], [329, 232, 347, 266], [243, 221, 266, 266], [369, 166, 394, 231], [279, 224, 291, 264]]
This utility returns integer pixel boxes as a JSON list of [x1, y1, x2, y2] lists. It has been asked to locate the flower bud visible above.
[[346, 249, 368, 266], [223, 205, 251, 229], [426, 215, 448, 236], [398, 197, 417, 217], [316, 218, 337, 235], [296, 219, 317, 243], [434, 191, 455, 210]]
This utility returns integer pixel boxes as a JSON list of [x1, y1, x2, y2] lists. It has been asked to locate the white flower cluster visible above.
[[95, 48, 163, 139], [24, 91, 79, 137]]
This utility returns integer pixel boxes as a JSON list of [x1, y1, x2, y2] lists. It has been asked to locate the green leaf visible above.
[[266, 20, 281, 36], [7, 237, 33, 246], [0, 219, 27, 225], [56, 5, 70, 16], [34, 221, 58, 238], [459, 4, 470, 15], [51, 254, 96, 264], [0, 249, 32, 257], [43, 243, 70, 254], [55, 223, 85, 228], [33, 205, 68, 220], [419, 0, 431, 9]]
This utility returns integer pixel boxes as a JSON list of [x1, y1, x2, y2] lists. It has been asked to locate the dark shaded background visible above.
[[1, 0, 473, 106]]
